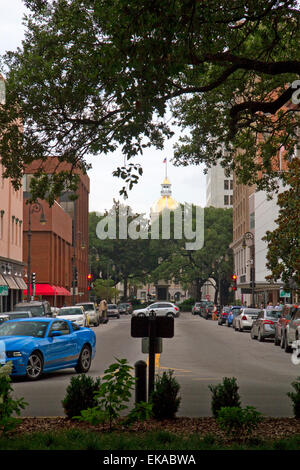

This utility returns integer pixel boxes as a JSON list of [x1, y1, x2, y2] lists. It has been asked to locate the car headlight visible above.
[[6, 351, 22, 358]]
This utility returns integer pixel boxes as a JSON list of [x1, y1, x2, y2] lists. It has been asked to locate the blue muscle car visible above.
[[0, 318, 96, 380]]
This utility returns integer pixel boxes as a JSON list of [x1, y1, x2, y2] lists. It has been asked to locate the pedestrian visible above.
[[212, 304, 218, 321], [266, 301, 273, 310], [99, 299, 108, 322]]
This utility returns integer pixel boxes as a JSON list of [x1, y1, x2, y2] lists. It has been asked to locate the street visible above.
[[11, 312, 299, 418]]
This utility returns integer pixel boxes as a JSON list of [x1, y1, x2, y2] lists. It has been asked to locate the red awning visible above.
[[23, 284, 71, 297], [23, 284, 56, 296], [53, 286, 71, 297]]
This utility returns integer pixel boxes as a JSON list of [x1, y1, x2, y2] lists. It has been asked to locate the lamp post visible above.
[[72, 231, 86, 305], [27, 202, 47, 302], [242, 231, 255, 307]]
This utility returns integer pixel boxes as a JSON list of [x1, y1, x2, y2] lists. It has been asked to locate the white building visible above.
[[254, 183, 286, 305], [206, 162, 233, 208]]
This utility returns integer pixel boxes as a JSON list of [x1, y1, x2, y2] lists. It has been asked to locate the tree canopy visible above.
[[1, 0, 300, 202]]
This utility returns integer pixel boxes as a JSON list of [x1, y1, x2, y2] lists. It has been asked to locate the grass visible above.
[[1, 430, 300, 450]]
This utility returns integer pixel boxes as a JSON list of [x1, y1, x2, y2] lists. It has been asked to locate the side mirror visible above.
[[50, 330, 63, 337]]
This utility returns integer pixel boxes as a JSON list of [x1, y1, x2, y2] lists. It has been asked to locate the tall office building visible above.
[[206, 162, 233, 208]]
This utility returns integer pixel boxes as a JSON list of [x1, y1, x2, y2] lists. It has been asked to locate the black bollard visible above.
[[134, 360, 147, 403]]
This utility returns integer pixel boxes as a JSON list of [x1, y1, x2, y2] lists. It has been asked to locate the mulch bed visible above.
[[14, 416, 300, 441]]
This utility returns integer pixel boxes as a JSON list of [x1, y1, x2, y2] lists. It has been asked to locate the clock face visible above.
[[0, 80, 6, 104]]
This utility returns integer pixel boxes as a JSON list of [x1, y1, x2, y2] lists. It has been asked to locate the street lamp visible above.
[[242, 232, 255, 307], [27, 202, 47, 302], [72, 231, 86, 305]]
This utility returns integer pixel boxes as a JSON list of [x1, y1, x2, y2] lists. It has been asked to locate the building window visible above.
[[230, 180, 233, 190], [224, 180, 229, 190], [224, 195, 229, 206], [250, 212, 255, 229], [230, 195, 233, 205]]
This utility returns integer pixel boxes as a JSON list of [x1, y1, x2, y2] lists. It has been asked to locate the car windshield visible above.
[[58, 308, 83, 316], [266, 310, 282, 319], [77, 304, 94, 311], [0, 321, 49, 338], [8, 312, 30, 319], [223, 307, 230, 312], [108, 305, 117, 309], [14, 306, 44, 316], [244, 309, 262, 315]]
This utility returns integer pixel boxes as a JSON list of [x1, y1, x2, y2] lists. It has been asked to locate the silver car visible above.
[[234, 308, 262, 332], [285, 306, 300, 353], [250, 309, 281, 341], [76, 302, 100, 326], [133, 302, 180, 318]]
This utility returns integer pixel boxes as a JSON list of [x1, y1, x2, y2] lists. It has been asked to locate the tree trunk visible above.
[[123, 276, 128, 301]]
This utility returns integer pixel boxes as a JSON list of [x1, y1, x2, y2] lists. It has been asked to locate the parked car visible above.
[[56, 306, 88, 327], [200, 301, 214, 319], [117, 303, 133, 315], [274, 304, 298, 348], [250, 309, 282, 341], [192, 303, 202, 315], [218, 306, 231, 325], [0, 317, 96, 380], [3, 311, 33, 320], [0, 314, 9, 324], [107, 304, 120, 318], [133, 302, 180, 318], [14, 301, 52, 317], [226, 306, 242, 327], [233, 308, 262, 332], [284, 306, 300, 353], [76, 302, 100, 326]]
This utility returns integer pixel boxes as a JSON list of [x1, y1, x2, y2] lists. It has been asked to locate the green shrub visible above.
[[179, 298, 195, 312], [0, 362, 28, 434], [123, 401, 153, 426], [76, 358, 136, 430], [151, 370, 181, 420], [217, 406, 264, 439], [287, 377, 300, 418], [208, 377, 241, 418], [62, 374, 101, 419]]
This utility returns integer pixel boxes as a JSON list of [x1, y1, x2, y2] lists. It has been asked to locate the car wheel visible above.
[[167, 312, 175, 318], [258, 329, 264, 342], [26, 352, 43, 380], [239, 323, 243, 332], [75, 345, 92, 373]]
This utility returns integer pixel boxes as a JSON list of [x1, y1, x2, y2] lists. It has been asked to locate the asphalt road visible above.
[[11, 312, 300, 417]]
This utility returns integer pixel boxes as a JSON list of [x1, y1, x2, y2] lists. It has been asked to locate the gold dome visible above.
[[162, 177, 171, 185], [151, 195, 179, 214]]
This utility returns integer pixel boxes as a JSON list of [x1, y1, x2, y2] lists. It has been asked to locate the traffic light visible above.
[[232, 274, 237, 291], [87, 273, 92, 291], [31, 272, 36, 286]]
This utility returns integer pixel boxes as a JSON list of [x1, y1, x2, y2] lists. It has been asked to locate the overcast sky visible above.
[[0, 0, 207, 215]]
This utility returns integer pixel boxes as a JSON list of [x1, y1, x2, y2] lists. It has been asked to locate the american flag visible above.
[[163, 157, 167, 163]]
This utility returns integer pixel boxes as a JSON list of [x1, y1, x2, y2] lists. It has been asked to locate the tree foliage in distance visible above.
[[1, 1, 300, 202], [263, 158, 300, 290], [151, 206, 233, 301]]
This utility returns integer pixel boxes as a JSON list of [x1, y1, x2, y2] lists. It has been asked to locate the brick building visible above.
[[22, 158, 90, 306]]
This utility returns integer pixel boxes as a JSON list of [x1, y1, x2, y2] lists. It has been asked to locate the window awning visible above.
[[23, 284, 71, 297], [0, 274, 7, 287], [14, 277, 28, 290], [3, 275, 19, 289]]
